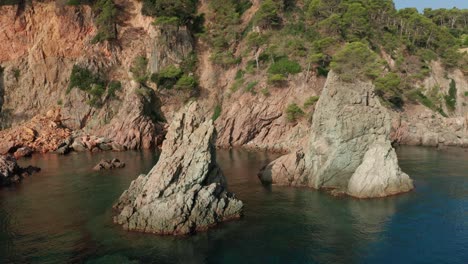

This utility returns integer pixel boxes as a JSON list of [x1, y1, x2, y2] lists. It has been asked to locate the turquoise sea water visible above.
[[0, 147, 467, 263]]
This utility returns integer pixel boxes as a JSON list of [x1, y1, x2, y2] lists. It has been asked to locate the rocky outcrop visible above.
[[391, 107, 468, 148], [214, 74, 324, 153], [113, 102, 243, 235], [0, 155, 40, 187], [0, 108, 72, 154], [260, 72, 414, 198], [97, 86, 165, 150], [0, 2, 166, 150], [93, 158, 125, 171]]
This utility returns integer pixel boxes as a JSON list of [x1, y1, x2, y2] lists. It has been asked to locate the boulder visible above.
[[71, 138, 87, 152], [113, 102, 243, 235], [55, 140, 71, 155], [13, 147, 33, 159], [260, 71, 414, 198], [93, 159, 126, 171], [0, 155, 41, 186]]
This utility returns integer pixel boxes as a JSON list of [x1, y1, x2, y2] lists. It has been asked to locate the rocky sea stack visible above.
[[113, 102, 243, 235], [260, 71, 414, 198]]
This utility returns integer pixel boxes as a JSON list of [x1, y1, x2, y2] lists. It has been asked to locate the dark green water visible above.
[[0, 147, 467, 264]]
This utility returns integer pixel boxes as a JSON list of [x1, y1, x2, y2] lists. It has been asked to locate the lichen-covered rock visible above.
[[260, 71, 414, 198], [113, 102, 243, 235]]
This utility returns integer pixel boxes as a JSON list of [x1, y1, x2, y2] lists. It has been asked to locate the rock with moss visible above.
[[113, 102, 243, 235]]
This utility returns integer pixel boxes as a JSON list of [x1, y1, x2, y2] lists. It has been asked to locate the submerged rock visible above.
[[113, 102, 243, 235], [260, 71, 414, 198], [0, 155, 40, 186], [93, 159, 125, 171]]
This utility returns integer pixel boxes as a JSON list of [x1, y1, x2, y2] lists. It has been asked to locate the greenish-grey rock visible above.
[[113, 102, 243, 235], [260, 71, 414, 198]]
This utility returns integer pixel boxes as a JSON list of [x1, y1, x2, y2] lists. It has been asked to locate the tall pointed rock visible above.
[[114, 102, 243, 235]]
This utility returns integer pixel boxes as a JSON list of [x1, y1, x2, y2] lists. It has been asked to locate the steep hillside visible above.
[[0, 0, 467, 153]]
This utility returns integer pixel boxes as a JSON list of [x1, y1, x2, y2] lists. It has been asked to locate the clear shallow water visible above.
[[0, 147, 467, 264]]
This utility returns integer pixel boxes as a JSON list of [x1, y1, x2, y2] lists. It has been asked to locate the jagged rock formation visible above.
[[215, 77, 323, 152], [97, 86, 165, 150], [0, 155, 40, 187], [260, 72, 414, 198], [113, 102, 243, 235]]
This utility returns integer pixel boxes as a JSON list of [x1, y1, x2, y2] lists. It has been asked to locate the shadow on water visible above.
[[0, 147, 466, 263]]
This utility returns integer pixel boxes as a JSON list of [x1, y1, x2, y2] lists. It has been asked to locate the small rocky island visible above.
[[260, 72, 414, 198], [113, 102, 243, 235]]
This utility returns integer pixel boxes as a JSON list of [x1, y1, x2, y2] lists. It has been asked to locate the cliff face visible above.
[[0, 0, 466, 153], [260, 72, 414, 198], [0, 1, 192, 149]]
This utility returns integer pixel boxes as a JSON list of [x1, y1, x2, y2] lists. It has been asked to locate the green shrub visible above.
[[445, 79, 457, 112], [407, 89, 446, 116], [374, 73, 403, 108], [89, 84, 106, 97], [212, 104, 222, 121], [151, 65, 183, 89], [130, 56, 149, 84], [261, 88, 270, 96], [464, 91, 468, 97], [141, 0, 197, 26], [211, 51, 241, 66], [330, 42, 382, 82], [107, 80, 122, 98], [235, 69, 245, 80], [57, 99, 63, 106], [285, 103, 304, 122], [245, 81, 258, 94], [268, 58, 302, 76], [12, 68, 20, 81], [68, 65, 105, 93], [175, 75, 198, 90], [152, 16, 181, 26], [303, 96, 320, 108], [91, 0, 118, 44], [268, 73, 287, 85], [230, 78, 244, 92], [253, 0, 282, 28]]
